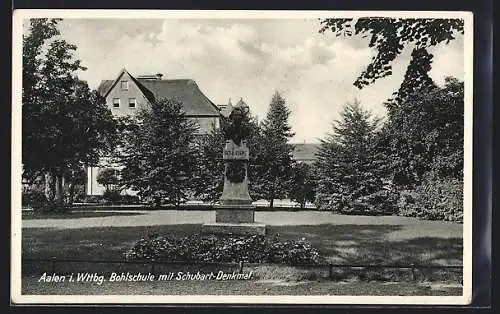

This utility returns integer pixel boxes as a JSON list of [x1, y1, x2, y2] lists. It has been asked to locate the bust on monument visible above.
[[223, 98, 251, 146]]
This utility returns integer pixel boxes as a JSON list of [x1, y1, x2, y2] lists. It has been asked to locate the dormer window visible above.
[[112, 98, 120, 108], [129, 98, 136, 108], [120, 80, 129, 90]]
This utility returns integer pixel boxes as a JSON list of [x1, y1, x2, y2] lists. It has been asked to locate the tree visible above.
[[22, 18, 61, 107], [315, 100, 392, 214], [386, 77, 464, 187], [385, 78, 464, 222], [64, 165, 87, 204], [319, 18, 464, 102], [193, 123, 225, 203], [22, 18, 117, 207], [96, 168, 120, 192], [251, 92, 295, 207], [119, 98, 199, 206], [289, 162, 316, 208]]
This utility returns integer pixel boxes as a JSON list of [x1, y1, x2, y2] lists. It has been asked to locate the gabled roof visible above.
[[292, 143, 320, 161], [137, 78, 220, 116], [219, 99, 234, 118], [97, 80, 113, 95], [97, 68, 156, 104], [130, 76, 156, 103], [96, 69, 220, 117]]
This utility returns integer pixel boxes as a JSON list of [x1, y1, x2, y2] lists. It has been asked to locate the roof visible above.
[[292, 143, 320, 161], [97, 80, 113, 95], [96, 69, 221, 117], [235, 98, 248, 109], [219, 99, 234, 118], [137, 79, 220, 116]]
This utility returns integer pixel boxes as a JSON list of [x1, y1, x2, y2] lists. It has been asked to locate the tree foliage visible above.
[[96, 168, 120, 192], [386, 77, 464, 187], [22, 18, 62, 106], [250, 92, 295, 207], [289, 162, 317, 208], [397, 178, 463, 222], [22, 18, 117, 205], [319, 18, 464, 102], [119, 98, 199, 206], [315, 100, 394, 214], [193, 124, 225, 203]]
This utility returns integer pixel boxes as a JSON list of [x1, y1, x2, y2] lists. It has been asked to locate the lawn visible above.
[[20, 211, 463, 295], [22, 222, 463, 266]]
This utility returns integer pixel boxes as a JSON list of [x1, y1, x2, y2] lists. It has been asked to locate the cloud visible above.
[[55, 18, 464, 143], [429, 40, 464, 86], [154, 20, 259, 62]]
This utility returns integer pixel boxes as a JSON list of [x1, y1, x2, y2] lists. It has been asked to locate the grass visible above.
[[22, 223, 462, 265], [20, 212, 463, 295], [23, 224, 202, 261], [274, 224, 462, 266]]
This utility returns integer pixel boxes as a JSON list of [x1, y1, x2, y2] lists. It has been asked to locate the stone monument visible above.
[[202, 98, 266, 235]]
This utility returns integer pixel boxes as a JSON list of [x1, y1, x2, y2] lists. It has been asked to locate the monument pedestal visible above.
[[215, 205, 255, 223], [202, 204, 266, 236], [202, 222, 266, 236]]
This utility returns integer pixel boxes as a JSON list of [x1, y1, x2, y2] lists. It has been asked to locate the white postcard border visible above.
[[11, 9, 474, 305]]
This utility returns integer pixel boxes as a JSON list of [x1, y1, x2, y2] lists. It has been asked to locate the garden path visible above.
[[21, 210, 462, 240]]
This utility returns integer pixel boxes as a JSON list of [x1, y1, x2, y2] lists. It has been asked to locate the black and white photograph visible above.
[[11, 10, 473, 304]]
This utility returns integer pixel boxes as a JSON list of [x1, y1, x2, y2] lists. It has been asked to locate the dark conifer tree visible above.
[[315, 100, 393, 214], [119, 98, 198, 206], [251, 92, 295, 207]]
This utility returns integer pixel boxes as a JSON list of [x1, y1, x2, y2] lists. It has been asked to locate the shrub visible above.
[[22, 188, 46, 208], [119, 194, 141, 205], [77, 193, 141, 205], [32, 200, 69, 213], [96, 168, 120, 192], [124, 234, 325, 266], [78, 195, 105, 204], [315, 187, 398, 216], [68, 185, 86, 203], [102, 189, 122, 205], [22, 188, 68, 212], [398, 178, 463, 223]]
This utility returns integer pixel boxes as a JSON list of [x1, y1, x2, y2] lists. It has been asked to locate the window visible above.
[[112, 98, 120, 108], [129, 98, 136, 108], [120, 80, 129, 90]]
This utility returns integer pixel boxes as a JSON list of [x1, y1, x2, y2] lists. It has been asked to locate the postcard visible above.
[[11, 9, 473, 305]]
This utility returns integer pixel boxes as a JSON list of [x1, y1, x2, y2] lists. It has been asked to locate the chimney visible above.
[[156, 73, 163, 80]]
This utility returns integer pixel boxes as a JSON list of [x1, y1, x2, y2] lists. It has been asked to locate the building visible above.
[[218, 98, 234, 118], [96, 68, 221, 131], [86, 68, 320, 196], [291, 143, 320, 165], [87, 68, 221, 195]]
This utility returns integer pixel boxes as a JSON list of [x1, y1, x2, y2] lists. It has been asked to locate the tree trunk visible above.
[[68, 181, 75, 205], [269, 198, 274, 208], [54, 173, 64, 204], [44, 172, 55, 201]]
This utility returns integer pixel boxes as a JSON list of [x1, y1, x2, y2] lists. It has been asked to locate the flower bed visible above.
[[124, 234, 325, 265]]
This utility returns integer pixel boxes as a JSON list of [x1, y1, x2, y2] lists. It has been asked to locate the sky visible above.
[[27, 18, 464, 143]]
